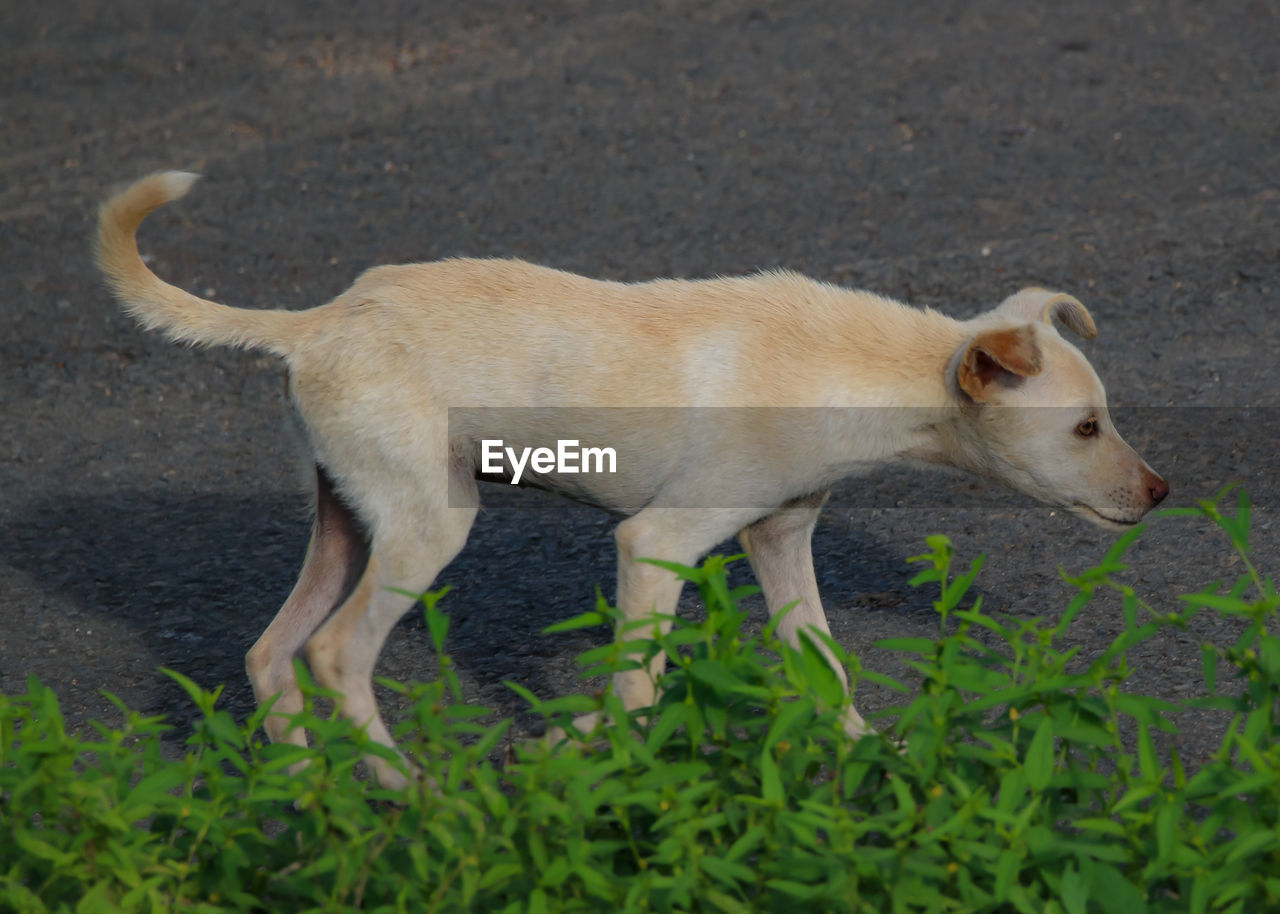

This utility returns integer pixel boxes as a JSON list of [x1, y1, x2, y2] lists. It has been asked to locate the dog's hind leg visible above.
[[303, 470, 479, 789], [738, 490, 869, 737], [246, 465, 369, 748]]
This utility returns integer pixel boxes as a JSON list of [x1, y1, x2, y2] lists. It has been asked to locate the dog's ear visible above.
[[956, 326, 1043, 401], [994, 287, 1097, 339]]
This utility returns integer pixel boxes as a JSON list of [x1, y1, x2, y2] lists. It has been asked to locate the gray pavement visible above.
[[1, 0, 1276, 763]]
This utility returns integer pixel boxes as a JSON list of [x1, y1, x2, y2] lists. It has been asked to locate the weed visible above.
[[1, 487, 1276, 912]]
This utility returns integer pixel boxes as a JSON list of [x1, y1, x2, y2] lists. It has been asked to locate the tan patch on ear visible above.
[[957, 326, 1042, 400]]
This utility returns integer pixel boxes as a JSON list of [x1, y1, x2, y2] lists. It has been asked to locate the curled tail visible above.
[[96, 172, 302, 357]]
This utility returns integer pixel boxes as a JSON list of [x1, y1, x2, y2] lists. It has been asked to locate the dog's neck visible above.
[[829, 300, 966, 401], [801, 301, 973, 471]]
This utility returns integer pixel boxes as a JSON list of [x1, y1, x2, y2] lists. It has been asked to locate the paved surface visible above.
[[2, 0, 1277, 763]]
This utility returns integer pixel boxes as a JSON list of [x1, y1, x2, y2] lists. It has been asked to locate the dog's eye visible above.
[[1075, 417, 1098, 438]]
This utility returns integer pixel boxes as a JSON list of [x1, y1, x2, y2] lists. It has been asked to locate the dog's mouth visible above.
[[1070, 502, 1143, 530]]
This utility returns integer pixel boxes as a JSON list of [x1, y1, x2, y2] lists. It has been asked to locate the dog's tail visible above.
[[96, 172, 301, 357]]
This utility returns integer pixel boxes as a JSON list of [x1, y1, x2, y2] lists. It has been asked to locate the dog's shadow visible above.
[[2, 489, 315, 731], [0, 483, 954, 744]]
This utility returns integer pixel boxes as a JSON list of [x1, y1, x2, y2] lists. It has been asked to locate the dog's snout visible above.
[[1145, 469, 1170, 506]]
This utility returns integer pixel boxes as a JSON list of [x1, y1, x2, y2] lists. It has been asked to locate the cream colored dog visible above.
[[97, 172, 1168, 787]]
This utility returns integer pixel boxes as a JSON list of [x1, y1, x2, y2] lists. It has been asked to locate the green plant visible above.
[[0, 486, 1276, 912]]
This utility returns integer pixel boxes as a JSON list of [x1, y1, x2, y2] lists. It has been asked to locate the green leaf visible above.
[[1190, 874, 1211, 914], [159, 667, 218, 713], [13, 829, 76, 867], [1202, 645, 1219, 693], [1223, 828, 1277, 864], [1122, 590, 1139, 631], [541, 857, 572, 888], [478, 862, 524, 891], [1056, 589, 1094, 633], [939, 554, 985, 615], [1178, 592, 1255, 614], [635, 556, 704, 583], [763, 879, 824, 900], [793, 628, 846, 709], [764, 697, 815, 751], [645, 702, 689, 752], [635, 762, 711, 790], [1061, 861, 1089, 914], [504, 680, 544, 713], [1137, 723, 1161, 783], [908, 567, 945, 588], [687, 658, 746, 693], [528, 693, 601, 717], [994, 849, 1021, 900], [1257, 635, 1280, 677], [425, 608, 451, 661], [1155, 802, 1181, 864], [543, 611, 607, 633], [1089, 862, 1146, 914], [760, 749, 783, 804], [1102, 523, 1148, 565], [529, 886, 549, 914], [701, 855, 755, 887], [1025, 717, 1055, 792], [1225, 487, 1252, 549], [726, 825, 768, 862], [855, 669, 909, 692], [996, 768, 1028, 815]]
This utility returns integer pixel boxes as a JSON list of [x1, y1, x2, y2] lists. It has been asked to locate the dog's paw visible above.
[[539, 711, 605, 753]]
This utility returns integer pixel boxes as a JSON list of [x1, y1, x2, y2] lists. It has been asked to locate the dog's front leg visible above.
[[608, 519, 687, 711], [738, 491, 869, 738], [554, 508, 759, 741]]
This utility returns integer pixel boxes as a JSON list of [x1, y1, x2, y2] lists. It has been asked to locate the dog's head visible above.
[[948, 288, 1167, 528]]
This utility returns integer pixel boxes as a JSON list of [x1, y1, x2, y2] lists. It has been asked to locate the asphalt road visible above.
[[2, 0, 1277, 765]]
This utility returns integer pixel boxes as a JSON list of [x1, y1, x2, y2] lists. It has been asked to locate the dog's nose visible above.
[[1148, 474, 1170, 506]]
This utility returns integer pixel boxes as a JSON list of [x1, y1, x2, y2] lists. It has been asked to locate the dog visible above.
[[97, 172, 1168, 788]]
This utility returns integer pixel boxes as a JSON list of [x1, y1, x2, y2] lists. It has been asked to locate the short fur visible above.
[[97, 172, 1168, 787]]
